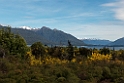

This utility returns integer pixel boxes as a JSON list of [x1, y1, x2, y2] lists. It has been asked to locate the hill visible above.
[[81, 39, 112, 45], [108, 37, 124, 46], [0, 25, 85, 46], [35, 26, 85, 46], [11, 28, 54, 45]]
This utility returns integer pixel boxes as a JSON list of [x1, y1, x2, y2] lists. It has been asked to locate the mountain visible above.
[[0, 25, 53, 45], [11, 28, 54, 45], [81, 39, 112, 45], [35, 26, 85, 46], [0, 25, 85, 46], [108, 37, 124, 46], [19, 26, 40, 31]]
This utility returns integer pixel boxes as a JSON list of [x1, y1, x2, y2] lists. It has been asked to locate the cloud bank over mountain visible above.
[[102, 0, 124, 21]]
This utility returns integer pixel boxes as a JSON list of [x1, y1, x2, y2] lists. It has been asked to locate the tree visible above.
[[99, 47, 110, 55], [51, 46, 62, 58], [79, 47, 92, 57], [0, 27, 28, 57], [67, 40, 74, 60], [11, 34, 28, 56], [0, 47, 5, 58], [31, 42, 45, 59]]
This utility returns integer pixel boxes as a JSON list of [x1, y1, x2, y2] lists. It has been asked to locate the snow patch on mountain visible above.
[[79, 38, 101, 40], [0, 24, 10, 27], [19, 26, 40, 31]]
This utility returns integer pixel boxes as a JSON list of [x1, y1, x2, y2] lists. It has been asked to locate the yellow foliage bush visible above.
[[26, 51, 42, 65], [42, 56, 69, 65], [26, 52, 69, 65], [71, 58, 76, 63], [88, 53, 112, 61]]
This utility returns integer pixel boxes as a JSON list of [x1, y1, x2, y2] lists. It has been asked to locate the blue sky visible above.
[[0, 0, 124, 41]]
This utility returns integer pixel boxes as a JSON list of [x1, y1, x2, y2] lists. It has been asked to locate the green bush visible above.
[[102, 66, 112, 79]]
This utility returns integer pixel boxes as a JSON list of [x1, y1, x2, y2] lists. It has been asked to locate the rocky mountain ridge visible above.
[[0, 25, 85, 46]]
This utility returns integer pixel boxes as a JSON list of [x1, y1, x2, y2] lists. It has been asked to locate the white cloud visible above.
[[101, 0, 124, 21]]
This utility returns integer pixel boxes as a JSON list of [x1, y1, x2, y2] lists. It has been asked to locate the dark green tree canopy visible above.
[[0, 27, 28, 56], [67, 40, 74, 60], [31, 42, 45, 59], [99, 47, 110, 55]]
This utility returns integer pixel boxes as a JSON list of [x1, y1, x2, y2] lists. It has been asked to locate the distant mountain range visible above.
[[0, 25, 85, 46], [1, 24, 124, 46], [81, 39, 112, 45], [81, 37, 124, 46], [108, 37, 124, 46]]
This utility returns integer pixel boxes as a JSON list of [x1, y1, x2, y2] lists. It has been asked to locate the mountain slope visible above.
[[11, 28, 54, 45], [35, 26, 85, 46], [0, 25, 85, 46], [108, 37, 124, 46], [81, 39, 112, 45]]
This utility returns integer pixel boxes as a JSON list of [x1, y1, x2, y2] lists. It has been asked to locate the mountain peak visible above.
[[41, 26, 51, 30], [108, 37, 124, 46], [41, 26, 61, 32], [21, 26, 32, 30], [35, 27, 85, 45], [20, 26, 40, 31]]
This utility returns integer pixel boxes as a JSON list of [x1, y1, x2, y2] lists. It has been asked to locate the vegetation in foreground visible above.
[[0, 27, 124, 83]]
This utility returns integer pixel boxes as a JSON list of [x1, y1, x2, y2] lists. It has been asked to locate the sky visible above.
[[0, 0, 124, 41]]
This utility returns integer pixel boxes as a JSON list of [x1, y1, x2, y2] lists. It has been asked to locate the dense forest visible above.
[[0, 27, 124, 83]]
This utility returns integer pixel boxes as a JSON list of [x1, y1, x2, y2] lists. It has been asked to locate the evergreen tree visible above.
[[79, 47, 92, 57], [31, 42, 45, 59], [67, 40, 74, 60], [11, 34, 28, 56], [99, 47, 110, 55], [0, 27, 28, 57]]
